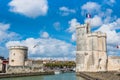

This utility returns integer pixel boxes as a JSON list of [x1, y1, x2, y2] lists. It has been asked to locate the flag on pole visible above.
[[86, 13, 91, 18]]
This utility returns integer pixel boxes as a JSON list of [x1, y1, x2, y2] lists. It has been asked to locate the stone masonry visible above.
[[76, 23, 108, 72]]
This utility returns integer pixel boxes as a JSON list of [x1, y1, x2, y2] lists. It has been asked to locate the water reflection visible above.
[[0, 73, 86, 80], [1, 76, 44, 80]]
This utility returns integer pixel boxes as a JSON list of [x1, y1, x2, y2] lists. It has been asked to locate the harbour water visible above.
[[0, 73, 86, 80]]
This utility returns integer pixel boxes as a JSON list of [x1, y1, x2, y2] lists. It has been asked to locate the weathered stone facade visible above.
[[76, 23, 108, 72], [7, 60, 43, 73], [108, 56, 120, 71], [25, 60, 43, 72], [0, 59, 3, 72], [7, 46, 43, 73], [9, 46, 28, 66]]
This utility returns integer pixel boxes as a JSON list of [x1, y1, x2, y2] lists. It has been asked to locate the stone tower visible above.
[[76, 23, 107, 72], [9, 46, 28, 66]]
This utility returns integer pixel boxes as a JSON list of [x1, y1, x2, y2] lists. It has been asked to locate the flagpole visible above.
[[86, 13, 94, 66]]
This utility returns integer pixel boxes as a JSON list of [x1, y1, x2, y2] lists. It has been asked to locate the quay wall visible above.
[[0, 71, 54, 79], [76, 71, 120, 80]]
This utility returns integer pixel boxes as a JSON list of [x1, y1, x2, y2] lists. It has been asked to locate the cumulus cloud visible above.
[[85, 15, 102, 27], [96, 19, 120, 45], [81, 2, 101, 14], [71, 33, 76, 41], [0, 23, 20, 44], [0, 23, 20, 58], [59, 6, 76, 16], [9, 0, 48, 18], [40, 31, 49, 38], [67, 18, 80, 33], [104, 0, 116, 6], [67, 18, 80, 41], [81, 1, 115, 23], [95, 18, 120, 55], [6, 36, 75, 59], [81, 1, 116, 27]]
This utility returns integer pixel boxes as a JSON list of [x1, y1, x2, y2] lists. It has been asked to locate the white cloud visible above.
[[6, 36, 75, 59], [59, 6, 76, 16], [104, 0, 116, 6], [97, 25, 119, 44], [81, 2, 114, 24], [71, 32, 76, 41], [85, 15, 102, 27], [53, 22, 61, 31], [96, 19, 120, 45], [101, 9, 115, 24], [0, 23, 20, 58], [40, 32, 49, 38], [0, 23, 19, 43], [81, 1, 115, 27], [9, 0, 48, 18], [81, 2, 101, 14], [67, 18, 80, 42], [67, 18, 80, 33]]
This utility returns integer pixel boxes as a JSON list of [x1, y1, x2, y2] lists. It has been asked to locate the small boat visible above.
[[54, 70, 62, 74], [73, 68, 76, 72]]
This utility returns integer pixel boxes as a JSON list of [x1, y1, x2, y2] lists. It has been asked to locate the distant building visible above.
[[0, 56, 8, 73], [0, 59, 3, 72], [0, 56, 4, 60], [76, 23, 107, 72]]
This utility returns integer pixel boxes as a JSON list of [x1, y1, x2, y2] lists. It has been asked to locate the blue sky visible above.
[[0, 0, 120, 60]]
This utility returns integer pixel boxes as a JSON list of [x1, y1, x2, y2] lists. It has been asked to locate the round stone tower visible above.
[[9, 46, 28, 66]]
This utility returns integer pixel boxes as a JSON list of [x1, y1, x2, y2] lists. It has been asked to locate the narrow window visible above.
[[13, 53, 15, 55], [11, 60, 14, 62]]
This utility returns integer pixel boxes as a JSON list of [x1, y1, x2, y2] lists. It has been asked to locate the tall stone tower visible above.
[[9, 46, 28, 66], [76, 23, 107, 72]]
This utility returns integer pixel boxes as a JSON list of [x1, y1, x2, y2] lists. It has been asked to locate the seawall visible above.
[[76, 71, 120, 80], [0, 71, 54, 79]]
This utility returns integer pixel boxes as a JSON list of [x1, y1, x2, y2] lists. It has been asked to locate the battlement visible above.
[[87, 32, 106, 37], [76, 24, 86, 29], [9, 46, 28, 50], [76, 23, 91, 34]]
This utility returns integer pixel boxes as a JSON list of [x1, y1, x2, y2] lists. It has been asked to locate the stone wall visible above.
[[0, 59, 2, 72], [108, 56, 120, 71], [9, 46, 28, 66], [7, 60, 43, 73]]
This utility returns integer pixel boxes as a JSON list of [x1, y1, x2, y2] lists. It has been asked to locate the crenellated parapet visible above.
[[9, 46, 28, 50]]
